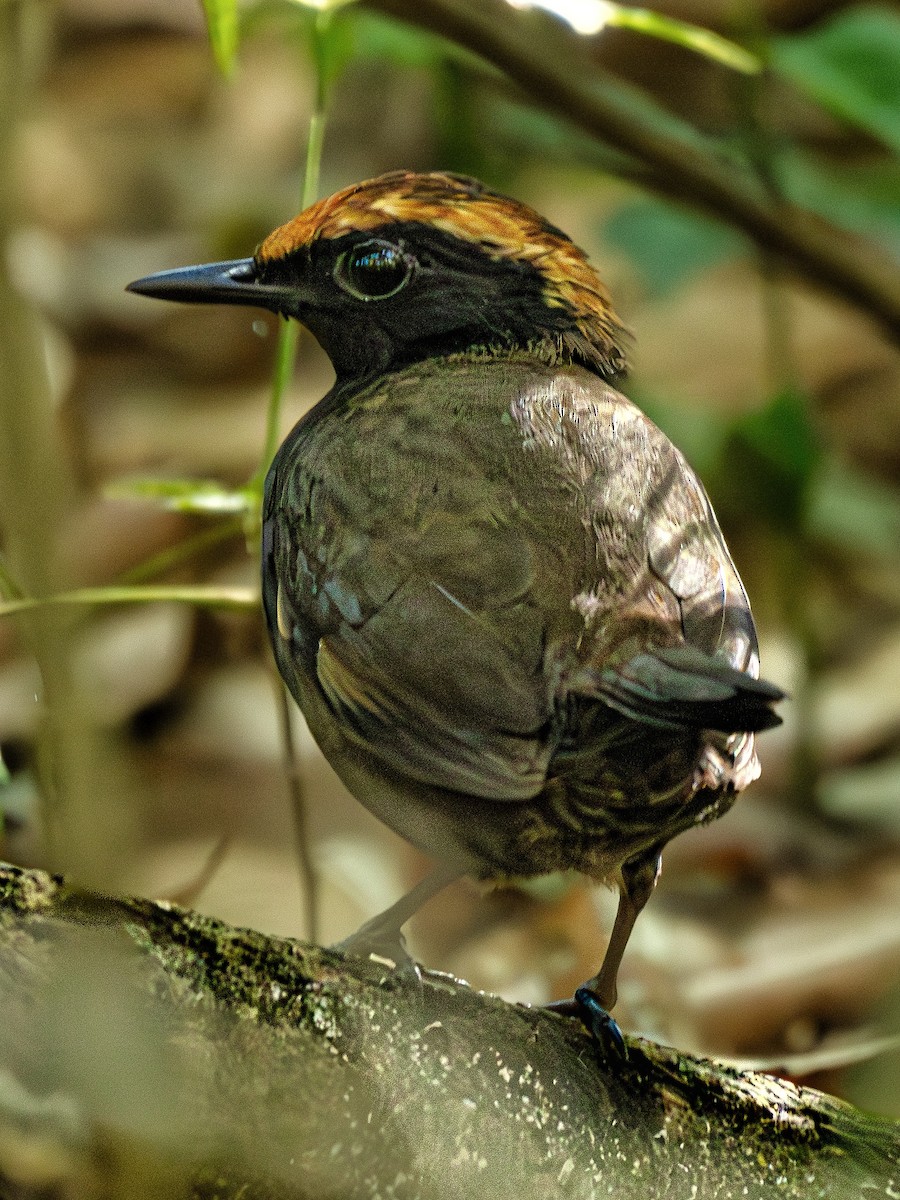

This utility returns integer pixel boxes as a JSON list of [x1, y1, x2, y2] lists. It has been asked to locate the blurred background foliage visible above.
[[0, 0, 898, 1118]]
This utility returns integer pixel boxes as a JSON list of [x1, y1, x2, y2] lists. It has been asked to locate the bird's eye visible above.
[[334, 239, 414, 301]]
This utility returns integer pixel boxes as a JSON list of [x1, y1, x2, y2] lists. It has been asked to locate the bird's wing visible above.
[[503, 364, 783, 734], [265, 374, 564, 801], [310, 573, 554, 800]]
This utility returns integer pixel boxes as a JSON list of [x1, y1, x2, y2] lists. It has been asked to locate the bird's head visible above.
[[128, 170, 629, 381]]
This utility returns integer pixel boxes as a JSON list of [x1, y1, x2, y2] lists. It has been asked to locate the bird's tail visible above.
[[589, 644, 785, 734]]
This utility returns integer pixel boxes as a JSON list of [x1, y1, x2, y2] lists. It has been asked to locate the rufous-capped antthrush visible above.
[[128, 171, 783, 1044]]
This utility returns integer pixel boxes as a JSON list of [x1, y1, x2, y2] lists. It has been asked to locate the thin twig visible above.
[[165, 835, 233, 907], [251, 11, 333, 493], [119, 517, 246, 585], [253, 8, 339, 943], [269, 660, 319, 942], [0, 584, 257, 618]]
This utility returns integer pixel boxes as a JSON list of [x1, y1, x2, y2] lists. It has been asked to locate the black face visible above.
[[128, 222, 585, 382], [250, 222, 586, 380]]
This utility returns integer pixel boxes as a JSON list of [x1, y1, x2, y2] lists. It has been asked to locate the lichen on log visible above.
[[0, 862, 896, 1199]]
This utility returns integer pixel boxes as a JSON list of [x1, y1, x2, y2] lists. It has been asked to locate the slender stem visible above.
[[0, 553, 25, 602], [251, 11, 333, 495], [736, 65, 821, 815], [255, 9, 337, 941], [756, 252, 820, 815], [303, 104, 328, 214], [731, 64, 801, 399], [605, 6, 761, 75], [165, 834, 233, 907], [120, 516, 245, 585], [759, 258, 799, 398], [1, 0, 81, 868], [0, 585, 258, 617], [270, 660, 319, 943], [255, 322, 300, 497]]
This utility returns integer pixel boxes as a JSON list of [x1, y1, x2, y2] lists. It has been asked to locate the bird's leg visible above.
[[550, 846, 663, 1057], [334, 863, 462, 980], [586, 848, 663, 1010]]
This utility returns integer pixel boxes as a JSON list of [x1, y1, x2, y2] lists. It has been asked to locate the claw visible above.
[[331, 865, 460, 989], [573, 986, 628, 1060], [333, 925, 422, 985]]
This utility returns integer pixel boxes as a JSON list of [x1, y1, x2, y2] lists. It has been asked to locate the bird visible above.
[[128, 169, 783, 1047]]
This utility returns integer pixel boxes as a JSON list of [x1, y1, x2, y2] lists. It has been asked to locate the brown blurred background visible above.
[[1, 0, 898, 1116]]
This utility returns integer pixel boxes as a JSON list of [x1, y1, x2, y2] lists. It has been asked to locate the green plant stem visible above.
[[0, 0, 136, 883], [605, 6, 760, 75], [251, 9, 337, 943], [252, 12, 332, 495], [0, 553, 25, 602], [740, 67, 822, 815], [0, 585, 258, 618], [255, 323, 300, 501], [1, 1, 72, 852], [270, 659, 319, 943], [303, 103, 328, 222], [119, 516, 245, 585], [762, 314, 820, 815]]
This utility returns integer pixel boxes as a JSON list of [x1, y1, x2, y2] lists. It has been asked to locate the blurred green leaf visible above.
[[0, 748, 8, 789], [806, 457, 900, 560], [487, 94, 635, 176], [819, 757, 900, 828], [201, 0, 240, 76], [630, 388, 730, 479], [348, 10, 475, 70], [105, 478, 255, 516], [777, 153, 900, 257], [723, 389, 823, 528], [771, 5, 900, 154], [605, 199, 744, 298]]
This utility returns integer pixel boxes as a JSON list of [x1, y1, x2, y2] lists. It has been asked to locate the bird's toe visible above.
[[573, 986, 628, 1060], [333, 923, 421, 985]]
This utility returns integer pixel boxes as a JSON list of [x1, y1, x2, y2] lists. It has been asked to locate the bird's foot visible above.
[[332, 923, 422, 987], [574, 986, 627, 1058], [546, 988, 627, 1060]]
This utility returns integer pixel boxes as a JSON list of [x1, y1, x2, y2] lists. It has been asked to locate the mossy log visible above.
[[0, 862, 896, 1199]]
